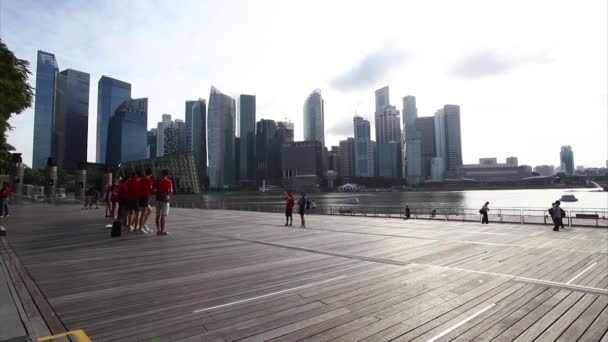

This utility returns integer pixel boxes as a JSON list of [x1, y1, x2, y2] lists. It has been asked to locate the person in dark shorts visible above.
[[297, 192, 308, 228], [283, 191, 295, 226], [124, 173, 141, 232], [0, 182, 10, 217], [480, 202, 489, 224], [155, 169, 173, 235], [405, 205, 410, 219], [137, 168, 154, 233]]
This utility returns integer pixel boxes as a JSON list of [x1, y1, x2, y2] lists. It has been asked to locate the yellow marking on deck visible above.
[[38, 329, 91, 342]]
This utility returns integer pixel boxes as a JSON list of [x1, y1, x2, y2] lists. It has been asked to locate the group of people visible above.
[[101, 169, 173, 235], [282, 191, 313, 228]]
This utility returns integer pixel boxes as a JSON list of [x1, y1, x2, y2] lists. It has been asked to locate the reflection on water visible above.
[[178, 188, 608, 209]]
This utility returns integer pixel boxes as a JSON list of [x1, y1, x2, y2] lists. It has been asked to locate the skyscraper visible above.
[[402, 96, 418, 134], [415, 116, 436, 180], [560, 145, 574, 175], [106, 98, 148, 164], [375, 105, 402, 145], [184, 101, 196, 152], [191, 99, 207, 190], [353, 116, 374, 177], [303, 89, 325, 146], [97, 76, 131, 163], [444, 105, 463, 175], [238, 95, 256, 183], [375, 86, 390, 112], [33, 51, 58, 169], [208, 86, 236, 189], [276, 121, 294, 143], [156, 114, 172, 157], [338, 138, 355, 178], [255, 119, 278, 185], [147, 128, 157, 158], [52, 69, 90, 173], [433, 108, 446, 179], [379, 141, 402, 178]]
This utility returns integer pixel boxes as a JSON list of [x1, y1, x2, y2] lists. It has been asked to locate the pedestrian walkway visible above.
[[0, 204, 607, 341]]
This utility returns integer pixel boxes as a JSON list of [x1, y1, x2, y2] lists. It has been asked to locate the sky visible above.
[[1, 0, 607, 168]]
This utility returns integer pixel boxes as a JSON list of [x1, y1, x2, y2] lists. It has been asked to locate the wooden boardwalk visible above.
[[1, 204, 607, 341]]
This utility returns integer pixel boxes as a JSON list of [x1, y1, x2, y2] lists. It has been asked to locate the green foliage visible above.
[[0, 40, 34, 173], [23, 167, 46, 186]]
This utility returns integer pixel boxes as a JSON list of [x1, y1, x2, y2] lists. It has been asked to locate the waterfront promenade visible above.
[[1, 204, 607, 341]]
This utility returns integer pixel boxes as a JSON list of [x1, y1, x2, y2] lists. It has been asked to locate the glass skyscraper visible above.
[[191, 99, 207, 190], [32, 51, 58, 169], [303, 89, 325, 146], [560, 145, 574, 175], [97, 76, 131, 163], [375, 86, 390, 112], [238, 95, 256, 183], [208, 86, 236, 189], [53, 69, 90, 173], [106, 98, 148, 164], [185, 101, 196, 152], [354, 116, 374, 177], [444, 104, 463, 176]]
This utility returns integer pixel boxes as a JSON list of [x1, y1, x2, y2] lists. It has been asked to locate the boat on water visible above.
[[343, 198, 360, 204], [560, 194, 578, 202]]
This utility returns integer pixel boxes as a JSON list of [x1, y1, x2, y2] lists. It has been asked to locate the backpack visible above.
[[110, 220, 121, 237]]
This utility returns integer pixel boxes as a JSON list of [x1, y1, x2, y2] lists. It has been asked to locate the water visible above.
[[178, 188, 608, 210]]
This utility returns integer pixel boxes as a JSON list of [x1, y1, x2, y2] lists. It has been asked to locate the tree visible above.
[[23, 167, 45, 186], [0, 40, 34, 173]]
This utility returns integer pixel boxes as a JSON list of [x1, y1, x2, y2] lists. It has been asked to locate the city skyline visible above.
[[3, 0, 607, 168]]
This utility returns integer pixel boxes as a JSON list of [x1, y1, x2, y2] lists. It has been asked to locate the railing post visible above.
[[520, 209, 523, 224]]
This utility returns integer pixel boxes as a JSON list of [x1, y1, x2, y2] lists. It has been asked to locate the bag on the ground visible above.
[[111, 220, 121, 237]]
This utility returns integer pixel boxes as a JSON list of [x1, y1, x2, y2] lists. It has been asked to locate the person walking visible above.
[[551, 201, 563, 231], [480, 202, 490, 224], [283, 191, 295, 226], [405, 205, 411, 219], [155, 169, 173, 235], [103, 186, 112, 217], [0, 182, 11, 217], [297, 192, 308, 228]]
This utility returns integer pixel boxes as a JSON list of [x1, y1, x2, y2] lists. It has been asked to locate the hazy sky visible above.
[[2, 0, 607, 168]]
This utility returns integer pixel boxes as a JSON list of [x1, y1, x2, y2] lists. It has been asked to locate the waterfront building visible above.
[[52, 69, 90, 173], [415, 116, 436, 180], [338, 138, 355, 178], [378, 142, 402, 178], [238, 95, 256, 183], [506, 156, 519, 166], [156, 114, 172, 157], [406, 131, 422, 184], [534, 165, 555, 176], [276, 121, 294, 143], [184, 101, 196, 152], [458, 163, 532, 182], [97, 76, 131, 163], [208, 86, 236, 189], [560, 145, 574, 175], [328, 146, 339, 173], [303, 89, 325, 146], [375, 105, 401, 145], [191, 99, 207, 190], [402, 95, 418, 133], [354, 116, 374, 177], [430, 157, 445, 181], [147, 129, 157, 159], [255, 119, 279, 185], [32, 51, 58, 169], [479, 158, 498, 166], [444, 105, 463, 176], [106, 98, 148, 164], [282, 141, 324, 193], [119, 152, 200, 194]]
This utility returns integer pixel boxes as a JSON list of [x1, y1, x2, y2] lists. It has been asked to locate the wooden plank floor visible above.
[[1, 204, 607, 341]]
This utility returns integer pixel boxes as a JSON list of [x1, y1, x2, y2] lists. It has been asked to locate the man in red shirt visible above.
[[283, 191, 294, 226], [155, 169, 173, 235], [137, 168, 154, 233], [124, 172, 141, 232], [1, 182, 11, 217]]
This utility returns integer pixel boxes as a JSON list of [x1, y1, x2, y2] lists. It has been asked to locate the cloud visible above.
[[327, 120, 354, 137], [451, 50, 551, 78], [330, 47, 406, 91]]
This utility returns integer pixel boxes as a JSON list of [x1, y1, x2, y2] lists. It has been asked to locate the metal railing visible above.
[[169, 201, 608, 228]]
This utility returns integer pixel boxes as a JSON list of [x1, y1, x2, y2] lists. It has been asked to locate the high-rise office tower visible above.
[[303, 89, 325, 146], [406, 131, 422, 184], [375, 86, 390, 112], [402, 96, 418, 134], [338, 138, 355, 178], [97, 76, 131, 163], [328, 146, 339, 173], [156, 114, 172, 157], [276, 121, 294, 143], [379, 141, 402, 178], [560, 146, 574, 175], [375, 105, 401, 145], [106, 98, 148, 164], [33, 51, 58, 169], [52, 69, 90, 173], [415, 116, 436, 180], [191, 99, 207, 190], [444, 105, 463, 175], [184, 101, 197, 152], [255, 119, 278, 185], [432, 108, 446, 179], [147, 128, 157, 158], [238, 95, 256, 183], [162, 119, 187, 155], [208, 86, 236, 189], [353, 116, 374, 177]]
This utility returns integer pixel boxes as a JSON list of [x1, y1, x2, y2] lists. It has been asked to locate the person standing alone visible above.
[[480, 202, 490, 224], [297, 192, 308, 228], [0, 182, 11, 217], [551, 201, 563, 231], [155, 169, 173, 235], [283, 191, 294, 226]]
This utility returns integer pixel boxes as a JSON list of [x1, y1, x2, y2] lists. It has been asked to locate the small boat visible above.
[[560, 194, 578, 202], [343, 198, 360, 204]]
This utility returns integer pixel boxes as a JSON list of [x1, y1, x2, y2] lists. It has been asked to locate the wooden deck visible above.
[[1, 204, 607, 342]]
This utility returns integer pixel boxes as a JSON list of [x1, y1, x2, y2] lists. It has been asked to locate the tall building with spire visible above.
[[303, 89, 325, 146]]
